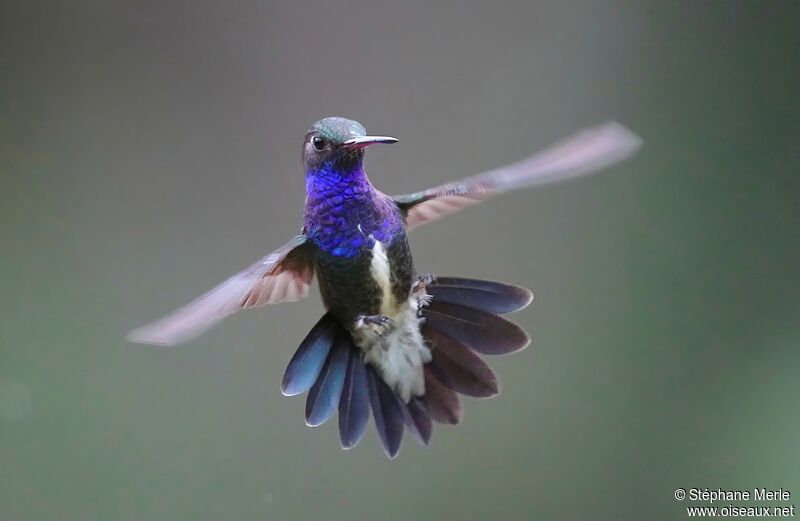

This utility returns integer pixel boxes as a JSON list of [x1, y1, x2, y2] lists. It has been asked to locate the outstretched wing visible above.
[[127, 234, 314, 346], [394, 122, 642, 230]]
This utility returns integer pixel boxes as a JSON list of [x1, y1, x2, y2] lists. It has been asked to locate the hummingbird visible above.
[[128, 116, 641, 458]]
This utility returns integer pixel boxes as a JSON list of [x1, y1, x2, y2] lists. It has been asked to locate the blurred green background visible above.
[[1, 1, 799, 520]]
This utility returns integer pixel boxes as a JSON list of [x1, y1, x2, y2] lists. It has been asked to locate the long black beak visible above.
[[342, 135, 399, 148]]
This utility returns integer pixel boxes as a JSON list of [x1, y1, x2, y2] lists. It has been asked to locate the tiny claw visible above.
[[354, 315, 395, 337], [416, 293, 433, 312], [413, 273, 437, 294], [413, 274, 435, 317]]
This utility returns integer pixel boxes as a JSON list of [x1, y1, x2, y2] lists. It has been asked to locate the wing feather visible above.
[[395, 122, 642, 230], [127, 234, 314, 346]]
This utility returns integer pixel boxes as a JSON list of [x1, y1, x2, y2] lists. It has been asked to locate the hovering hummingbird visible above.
[[128, 117, 641, 457]]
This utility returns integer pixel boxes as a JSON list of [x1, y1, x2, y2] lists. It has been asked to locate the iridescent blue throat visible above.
[[304, 161, 404, 258]]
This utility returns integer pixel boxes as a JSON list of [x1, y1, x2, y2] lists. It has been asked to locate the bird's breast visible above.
[[313, 230, 414, 320], [304, 191, 400, 258], [304, 185, 414, 322]]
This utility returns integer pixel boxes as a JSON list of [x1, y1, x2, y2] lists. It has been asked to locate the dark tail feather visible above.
[[284, 274, 530, 457], [423, 366, 462, 425], [423, 325, 499, 398], [367, 366, 404, 458], [426, 277, 533, 315], [338, 347, 370, 449], [304, 330, 350, 427], [281, 312, 339, 396], [423, 300, 530, 355], [401, 398, 432, 446]]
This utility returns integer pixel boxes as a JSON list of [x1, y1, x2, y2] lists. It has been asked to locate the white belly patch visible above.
[[352, 240, 432, 402], [369, 240, 396, 316]]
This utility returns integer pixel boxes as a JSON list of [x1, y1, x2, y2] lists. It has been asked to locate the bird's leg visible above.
[[354, 314, 396, 339], [413, 273, 437, 291], [412, 273, 436, 315]]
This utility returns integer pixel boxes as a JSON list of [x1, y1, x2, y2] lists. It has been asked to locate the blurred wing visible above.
[[394, 122, 642, 230], [127, 234, 314, 346]]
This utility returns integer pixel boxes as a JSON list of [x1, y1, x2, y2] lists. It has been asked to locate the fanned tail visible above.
[[401, 397, 432, 446], [424, 277, 532, 314], [281, 277, 532, 458], [304, 330, 350, 427], [338, 346, 370, 449], [281, 313, 339, 397], [366, 366, 405, 458]]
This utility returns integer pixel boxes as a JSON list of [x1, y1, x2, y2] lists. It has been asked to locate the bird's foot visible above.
[[413, 273, 437, 293], [354, 314, 396, 339], [412, 274, 436, 315]]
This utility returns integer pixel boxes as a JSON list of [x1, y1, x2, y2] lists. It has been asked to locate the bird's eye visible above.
[[312, 136, 325, 151]]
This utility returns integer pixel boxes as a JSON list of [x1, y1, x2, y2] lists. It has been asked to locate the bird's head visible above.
[[303, 117, 397, 177]]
